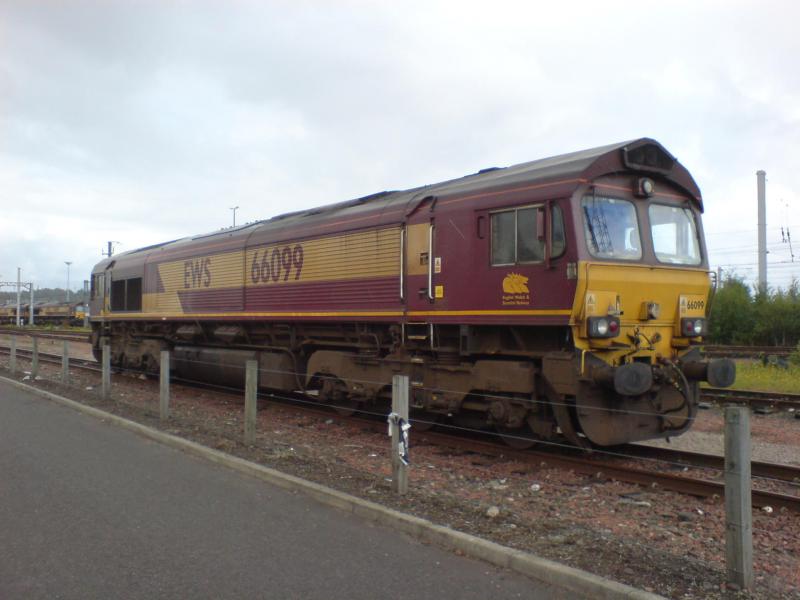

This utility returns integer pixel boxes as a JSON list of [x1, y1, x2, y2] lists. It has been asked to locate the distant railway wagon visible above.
[[36, 301, 87, 325], [0, 303, 35, 324], [0, 303, 20, 323], [89, 138, 734, 448], [0, 301, 86, 325]]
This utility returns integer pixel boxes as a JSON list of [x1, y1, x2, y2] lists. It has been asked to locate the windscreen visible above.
[[581, 196, 642, 260], [649, 204, 702, 265]]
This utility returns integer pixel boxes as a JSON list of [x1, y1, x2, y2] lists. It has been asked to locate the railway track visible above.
[[0, 346, 98, 370], [1, 344, 798, 513], [409, 430, 800, 512], [702, 387, 800, 411], [0, 327, 90, 343], [625, 444, 800, 483], [704, 344, 794, 359]]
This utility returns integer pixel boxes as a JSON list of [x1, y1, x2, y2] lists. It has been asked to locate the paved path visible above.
[[0, 381, 565, 599]]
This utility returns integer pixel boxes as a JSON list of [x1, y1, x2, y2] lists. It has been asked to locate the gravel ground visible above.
[[0, 345, 798, 600]]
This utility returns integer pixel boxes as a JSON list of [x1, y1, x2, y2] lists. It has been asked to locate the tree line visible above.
[[0, 288, 89, 305], [709, 276, 800, 346]]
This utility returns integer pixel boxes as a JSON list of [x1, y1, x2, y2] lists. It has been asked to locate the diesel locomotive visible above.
[[88, 138, 734, 448], [0, 301, 87, 325]]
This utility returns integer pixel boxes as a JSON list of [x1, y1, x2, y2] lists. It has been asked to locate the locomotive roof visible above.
[[95, 137, 700, 270]]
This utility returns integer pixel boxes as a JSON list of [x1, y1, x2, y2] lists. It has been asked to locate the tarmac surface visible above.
[[0, 380, 566, 599]]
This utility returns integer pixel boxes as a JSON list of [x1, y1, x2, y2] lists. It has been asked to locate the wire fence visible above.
[[0, 333, 797, 594], [0, 331, 741, 424], [0, 334, 797, 495], [0, 334, 796, 475]]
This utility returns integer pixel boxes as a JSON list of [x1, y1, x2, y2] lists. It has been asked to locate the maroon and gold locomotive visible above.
[[89, 138, 734, 447]]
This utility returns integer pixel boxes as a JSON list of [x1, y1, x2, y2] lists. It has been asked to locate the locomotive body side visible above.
[[88, 138, 733, 447], [0, 304, 16, 324], [37, 302, 71, 323]]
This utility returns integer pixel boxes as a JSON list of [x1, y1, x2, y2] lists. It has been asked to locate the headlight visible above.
[[681, 317, 706, 337], [588, 316, 621, 338]]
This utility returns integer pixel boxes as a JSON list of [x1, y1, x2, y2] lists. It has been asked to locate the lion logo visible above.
[[502, 272, 529, 294]]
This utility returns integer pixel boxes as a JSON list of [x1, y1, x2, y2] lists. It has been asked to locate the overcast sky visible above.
[[1, 1, 798, 293]]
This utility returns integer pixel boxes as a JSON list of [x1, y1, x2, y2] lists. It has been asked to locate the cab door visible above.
[[404, 218, 436, 309], [89, 272, 108, 318]]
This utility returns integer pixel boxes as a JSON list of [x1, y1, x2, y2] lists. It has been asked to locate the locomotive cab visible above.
[[562, 145, 734, 446]]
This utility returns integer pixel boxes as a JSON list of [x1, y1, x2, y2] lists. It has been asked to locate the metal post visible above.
[[15, 267, 21, 327], [757, 170, 767, 295], [61, 340, 69, 384], [391, 374, 410, 494], [83, 280, 90, 328], [9, 335, 16, 373], [31, 336, 39, 379], [65, 261, 72, 302], [244, 360, 258, 444], [101, 344, 111, 400], [725, 405, 753, 590], [159, 350, 170, 421], [29, 285, 34, 326]]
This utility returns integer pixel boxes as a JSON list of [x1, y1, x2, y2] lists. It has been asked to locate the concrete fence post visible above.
[[725, 405, 753, 590], [159, 350, 170, 421], [391, 374, 410, 495], [31, 336, 39, 379], [61, 340, 69, 384], [9, 335, 16, 374], [101, 344, 111, 401], [244, 360, 258, 445]]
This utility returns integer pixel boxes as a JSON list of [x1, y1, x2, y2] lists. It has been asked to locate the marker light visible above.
[[588, 316, 621, 338], [681, 317, 707, 337], [635, 177, 655, 198], [598, 319, 609, 335]]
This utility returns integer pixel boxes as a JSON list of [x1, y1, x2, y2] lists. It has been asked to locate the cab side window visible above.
[[491, 205, 565, 265], [110, 277, 142, 312]]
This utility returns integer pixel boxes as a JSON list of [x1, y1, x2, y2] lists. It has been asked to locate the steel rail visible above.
[[702, 387, 800, 410], [407, 431, 800, 512], [624, 444, 800, 483], [704, 344, 794, 359], [0, 329, 90, 343]]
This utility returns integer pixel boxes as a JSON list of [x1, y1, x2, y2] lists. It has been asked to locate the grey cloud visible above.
[[0, 1, 798, 287]]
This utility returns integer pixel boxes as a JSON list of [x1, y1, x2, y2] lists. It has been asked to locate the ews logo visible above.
[[184, 258, 211, 288]]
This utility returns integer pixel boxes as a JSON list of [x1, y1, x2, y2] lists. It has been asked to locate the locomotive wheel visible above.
[[496, 424, 537, 450], [332, 398, 359, 417], [315, 374, 358, 416]]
